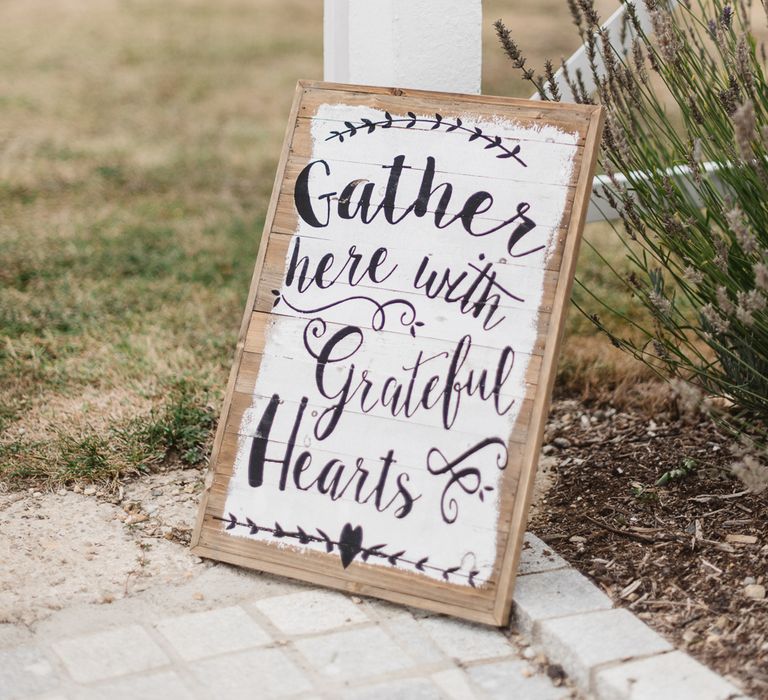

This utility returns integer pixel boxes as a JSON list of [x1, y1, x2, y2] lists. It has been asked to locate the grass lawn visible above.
[[0, 0, 648, 484]]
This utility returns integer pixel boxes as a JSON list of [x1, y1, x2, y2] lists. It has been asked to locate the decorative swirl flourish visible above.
[[427, 438, 509, 524], [326, 111, 527, 167], [272, 289, 422, 335]]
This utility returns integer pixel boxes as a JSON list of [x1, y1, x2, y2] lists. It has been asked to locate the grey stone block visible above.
[[155, 605, 271, 661], [52, 624, 169, 683], [342, 677, 443, 699], [468, 659, 571, 699], [430, 668, 478, 700], [253, 589, 368, 635], [361, 598, 415, 622], [378, 613, 445, 665], [294, 625, 413, 680], [513, 568, 613, 634], [0, 646, 60, 700], [537, 608, 672, 688], [594, 650, 750, 700], [193, 647, 312, 699], [71, 670, 194, 700], [518, 533, 568, 575], [418, 616, 514, 662]]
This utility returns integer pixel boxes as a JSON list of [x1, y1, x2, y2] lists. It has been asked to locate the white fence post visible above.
[[323, 0, 482, 94]]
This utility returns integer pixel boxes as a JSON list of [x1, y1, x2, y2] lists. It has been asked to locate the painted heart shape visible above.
[[337, 523, 364, 569]]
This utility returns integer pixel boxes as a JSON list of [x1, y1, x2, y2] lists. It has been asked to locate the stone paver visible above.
[[72, 670, 194, 700], [52, 624, 169, 683], [594, 650, 749, 700], [513, 567, 614, 634], [518, 533, 569, 575], [430, 668, 477, 700], [418, 615, 514, 662], [378, 612, 445, 664], [294, 625, 414, 680], [342, 677, 443, 699], [4, 532, 748, 700], [253, 589, 368, 635], [193, 647, 312, 699], [0, 646, 60, 700], [155, 605, 270, 661], [537, 608, 673, 688], [467, 659, 572, 700]]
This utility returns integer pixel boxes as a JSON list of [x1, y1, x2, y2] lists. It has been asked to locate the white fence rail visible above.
[[324, 0, 715, 224]]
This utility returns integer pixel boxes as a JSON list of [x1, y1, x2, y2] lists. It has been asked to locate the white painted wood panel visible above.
[[222, 100, 579, 586]]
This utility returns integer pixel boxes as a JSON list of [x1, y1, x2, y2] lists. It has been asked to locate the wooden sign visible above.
[[192, 81, 603, 625]]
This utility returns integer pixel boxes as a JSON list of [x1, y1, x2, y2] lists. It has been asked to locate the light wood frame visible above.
[[191, 80, 604, 626]]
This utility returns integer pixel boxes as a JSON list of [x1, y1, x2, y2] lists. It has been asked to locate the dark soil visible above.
[[532, 398, 768, 699]]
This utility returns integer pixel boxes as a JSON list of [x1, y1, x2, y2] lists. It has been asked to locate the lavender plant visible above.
[[496, 0, 768, 433]]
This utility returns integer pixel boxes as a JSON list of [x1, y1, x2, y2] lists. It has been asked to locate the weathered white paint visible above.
[[323, 0, 482, 94], [223, 103, 578, 586]]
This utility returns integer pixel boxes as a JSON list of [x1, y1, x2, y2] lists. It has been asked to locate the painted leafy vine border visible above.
[[325, 111, 527, 168], [215, 514, 487, 587]]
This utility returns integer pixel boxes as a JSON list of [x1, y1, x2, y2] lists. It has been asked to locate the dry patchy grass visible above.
[[0, 0, 322, 482]]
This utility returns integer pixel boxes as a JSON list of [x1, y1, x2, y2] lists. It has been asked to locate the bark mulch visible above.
[[531, 398, 768, 699]]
